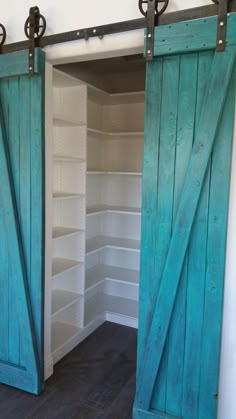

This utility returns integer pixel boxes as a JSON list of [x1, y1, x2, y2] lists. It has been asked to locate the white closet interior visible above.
[[45, 62, 145, 379]]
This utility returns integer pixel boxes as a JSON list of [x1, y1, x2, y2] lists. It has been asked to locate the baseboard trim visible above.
[[44, 354, 54, 381]]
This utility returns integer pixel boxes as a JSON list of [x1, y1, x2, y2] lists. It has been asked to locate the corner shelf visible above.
[[85, 293, 139, 326], [52, 321, 82, 354], [52, 258, 81, 278], [87, 171, 142, 176], [52, 290, 82, 317], [53, 192, 85, 201], [52, 227, 83, 240], [88, 127, 144, 137], [86, 236, 140, 255], [53, 115, 86, 127], [86, 265, 140, 291], [54, 155, 85, 163], [86, 205, 141, 216]]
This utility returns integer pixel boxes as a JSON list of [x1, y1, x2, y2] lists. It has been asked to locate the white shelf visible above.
[[52, 321, 82, 353], [87, 171, 142, 176], [53, 115, 86, 127], [86, 236, 140, 255], [53, 192, 85, 201], [85, 293, 139, 326], [54, 155, 85, 163], [86, 265, 139, 290], [86, 205, 141, 216], [52, 258, 81, 277], [52, 226, 82, 239], [52, 290, 82, 316], [88, 127, 143, 137]]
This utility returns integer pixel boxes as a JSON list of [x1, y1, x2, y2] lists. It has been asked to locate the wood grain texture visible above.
[[0, 49, 45, 394], [151, 54, 180, 412], [152, 13, 236, 57], [198, 63, 236, 418], [0, 49, 41, 79], [165, 53, 198, 417], [135, 42, 236, 418], [137, 58, 163, 374]]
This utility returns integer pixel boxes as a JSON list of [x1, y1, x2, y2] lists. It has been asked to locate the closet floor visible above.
[[0, 323, 137, 419]]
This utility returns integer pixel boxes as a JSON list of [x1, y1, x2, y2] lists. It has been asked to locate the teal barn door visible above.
[[134, 14, 236, 419], [0, 49, 45, 394]]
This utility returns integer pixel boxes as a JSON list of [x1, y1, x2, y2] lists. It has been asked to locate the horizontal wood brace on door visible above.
[[0, 0, 236, 54]]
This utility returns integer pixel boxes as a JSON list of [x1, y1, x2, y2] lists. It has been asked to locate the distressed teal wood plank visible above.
[[151, 55, 180, 412], [133, 407, 181, 419], [137, 58, 163, 376], [8, 77, 21, 366], [0, 49, 40, 79], [0, 96, 40, 392], [0, 80, 9, 362], [182, 51, 213, 416], [135, 45, 236, 411], [30, 49, 45, 379], [18, 76, 31, 368], [152, 13, 236, 57], [165, 53, 198, 417], [198, 64, 236, 418]]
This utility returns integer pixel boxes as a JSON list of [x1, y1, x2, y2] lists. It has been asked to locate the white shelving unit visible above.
[[45, 66, 144, 379]]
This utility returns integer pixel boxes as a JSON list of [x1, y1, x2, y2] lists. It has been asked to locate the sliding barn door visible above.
[[134, 14, 236, 419], [0, 49, 45, 394]]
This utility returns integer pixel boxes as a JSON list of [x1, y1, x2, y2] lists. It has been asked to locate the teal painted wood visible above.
[[150, 13, 236, 57], [165, 53, 198, 417], [0, 80, 9, 364], [198, 64, 236, 418], [151, 55, 180, 412], [8, 77, 21, 366], [135, 44, 236, 417], [0, 48, 45, 394], [0, 49, 41, 79], [133, 408, 181, 419], [182, 51, 213, 417], [137, 58, 163, 375]]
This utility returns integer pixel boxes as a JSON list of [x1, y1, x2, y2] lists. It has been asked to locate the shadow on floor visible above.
[[0, 322, 137, 419]]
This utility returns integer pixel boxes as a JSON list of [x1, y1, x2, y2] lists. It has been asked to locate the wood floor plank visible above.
[[0, 323, 137, 419]]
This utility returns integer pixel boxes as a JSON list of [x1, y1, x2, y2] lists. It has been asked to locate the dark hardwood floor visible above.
[[0, 323, 137, 419]]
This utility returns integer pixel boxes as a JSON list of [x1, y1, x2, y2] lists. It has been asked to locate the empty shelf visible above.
[[87, 127, 144, 137], [52, 321, 82, 353], [85, 293, 139, 326], [87, 205, 141, 216], [53, 115, 86, 127], [52, 290, 82, 316], [87, 171, 142, 176], [52, 258, 81, 277], [86, 236, 140, 255], [53, 192, 85, 200], [86, 265, 140, 290], [54, 155, 85, 163], [52, 226, 82, 239]]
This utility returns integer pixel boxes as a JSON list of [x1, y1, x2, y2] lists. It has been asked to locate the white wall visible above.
[[2, 0, 236, 418], [2, 0, 211, 63]]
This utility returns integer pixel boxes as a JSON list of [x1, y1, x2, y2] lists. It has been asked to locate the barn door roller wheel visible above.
[[139, 0, 169, 17], [24, 9, 46, 40], [25, 6, 47, 76], [0, 24, 6, 47]]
